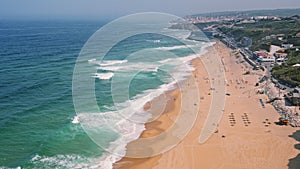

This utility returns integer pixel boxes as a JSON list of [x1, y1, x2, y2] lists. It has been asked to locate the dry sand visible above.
[[113, 41, 300, 169]]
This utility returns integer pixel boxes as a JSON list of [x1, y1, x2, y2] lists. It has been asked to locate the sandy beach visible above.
[[113, 41, 300, 169]]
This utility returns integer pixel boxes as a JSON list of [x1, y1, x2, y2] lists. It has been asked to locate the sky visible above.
[[0, 0, 300, 20]]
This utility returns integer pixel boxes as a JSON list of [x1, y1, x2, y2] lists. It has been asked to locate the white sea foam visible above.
[[97, 63, 158, 72], [98, 60, 128, 66], [142, 66, 159, 72], [0, 166, 22, 169], [88, 58, 96, 63], [80, 35, 213, 169], [73, 73, 181, 169], [178, 54, 199, 63], [71, 115, 80, 124], [145, 39, 161, 44], [155, 44, 195, 51], [88, 59, 128, 67], [96, 54, 198, 74], [158, 58, 172, 64], [30, 154, 103, 169], [92, 72, 114, 80], [97, 66, 121, 71]]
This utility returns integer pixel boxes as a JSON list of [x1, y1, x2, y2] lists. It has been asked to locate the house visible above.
[[296, 32, 300, 38], [277, 34, 285, 41], [291, 93, 300, 106], [255, 51, 275, 62], [282, 44, 293, 49], [265, 36, 271, 40], [276, 58, 287, 63], [257, 55, 275, 62], [293, 64, 300, 67], [255, 16, 268, 20], [240, 37, 252, 47], [286, 88, 300, 106], [270, 34, 277, 39], [262, 35, 276, 41], [254, 50, 267, 54], [275, 52, 288, 61]]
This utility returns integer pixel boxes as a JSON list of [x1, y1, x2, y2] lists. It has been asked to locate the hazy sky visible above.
[[1, 0, 300, 20]]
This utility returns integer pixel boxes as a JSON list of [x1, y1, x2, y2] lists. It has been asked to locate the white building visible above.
[[255, 51, 275, 62], [274, 52, 288, 64], [258, 55, 275, 62], [282, 44, 294, 49]]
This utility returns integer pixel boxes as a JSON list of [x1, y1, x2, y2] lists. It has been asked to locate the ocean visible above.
[[0, 18, 209, 169]]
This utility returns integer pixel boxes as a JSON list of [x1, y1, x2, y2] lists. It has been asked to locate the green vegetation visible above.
[[218, 19, 300, 51], [271, 49, 300, 87], [192, 9, 300, 18], [217, 16, 300, 87], [194, 22, 218, 29]]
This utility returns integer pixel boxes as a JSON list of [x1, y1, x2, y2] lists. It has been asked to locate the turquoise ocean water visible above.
[[0, 20, 209, 168]]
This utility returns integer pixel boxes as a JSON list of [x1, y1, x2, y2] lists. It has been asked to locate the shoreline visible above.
[[112, 41, 213, 169], [113, 40, 299, 169]]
